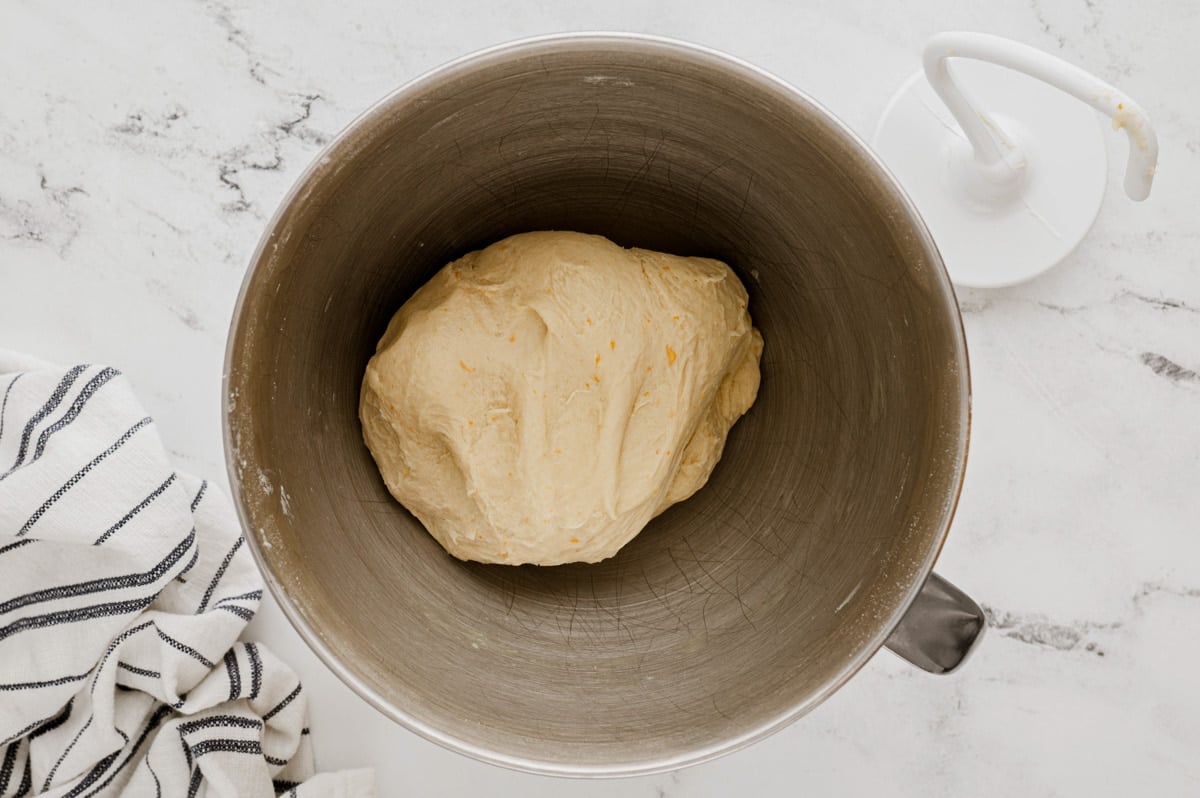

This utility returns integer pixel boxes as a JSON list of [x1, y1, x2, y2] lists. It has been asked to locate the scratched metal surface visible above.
[[225, 36, 968, 774]]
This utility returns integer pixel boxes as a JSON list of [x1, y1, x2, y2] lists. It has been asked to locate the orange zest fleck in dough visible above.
[[665, 345, 677, 365], [570, 537, 580, 544], [459, 360, 474, 372], [610, 339, 616, 350], [509, 334, 516, 342]]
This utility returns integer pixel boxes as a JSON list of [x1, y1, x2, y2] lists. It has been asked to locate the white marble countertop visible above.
[[2, 0, 1197, 795]]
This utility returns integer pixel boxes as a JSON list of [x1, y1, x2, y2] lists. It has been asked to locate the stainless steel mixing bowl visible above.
[[224, 33, 983, 776]]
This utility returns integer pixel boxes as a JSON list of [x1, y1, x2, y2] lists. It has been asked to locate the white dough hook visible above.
[[873, 31, 1159, 288]]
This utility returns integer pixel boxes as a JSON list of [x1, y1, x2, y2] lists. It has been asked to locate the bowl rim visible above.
[[222, 30, 971, 779]]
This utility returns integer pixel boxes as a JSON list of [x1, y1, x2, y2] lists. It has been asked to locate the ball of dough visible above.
[[360, 231, 762, 565]]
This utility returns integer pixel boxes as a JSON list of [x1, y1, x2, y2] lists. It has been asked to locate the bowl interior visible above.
[[226, 36, 968, 774]]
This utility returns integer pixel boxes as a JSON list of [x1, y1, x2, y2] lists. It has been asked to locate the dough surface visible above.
[[360, 231, 763, 565]]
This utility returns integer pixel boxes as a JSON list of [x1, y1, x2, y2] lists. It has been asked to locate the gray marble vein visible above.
[[1140, 352, 1199, 383]]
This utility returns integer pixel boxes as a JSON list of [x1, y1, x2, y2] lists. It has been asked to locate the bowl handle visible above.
[[884, 572, 985, 674]]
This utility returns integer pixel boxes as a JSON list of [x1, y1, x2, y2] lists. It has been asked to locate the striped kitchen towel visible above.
[[0, 353, 373, 797]]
